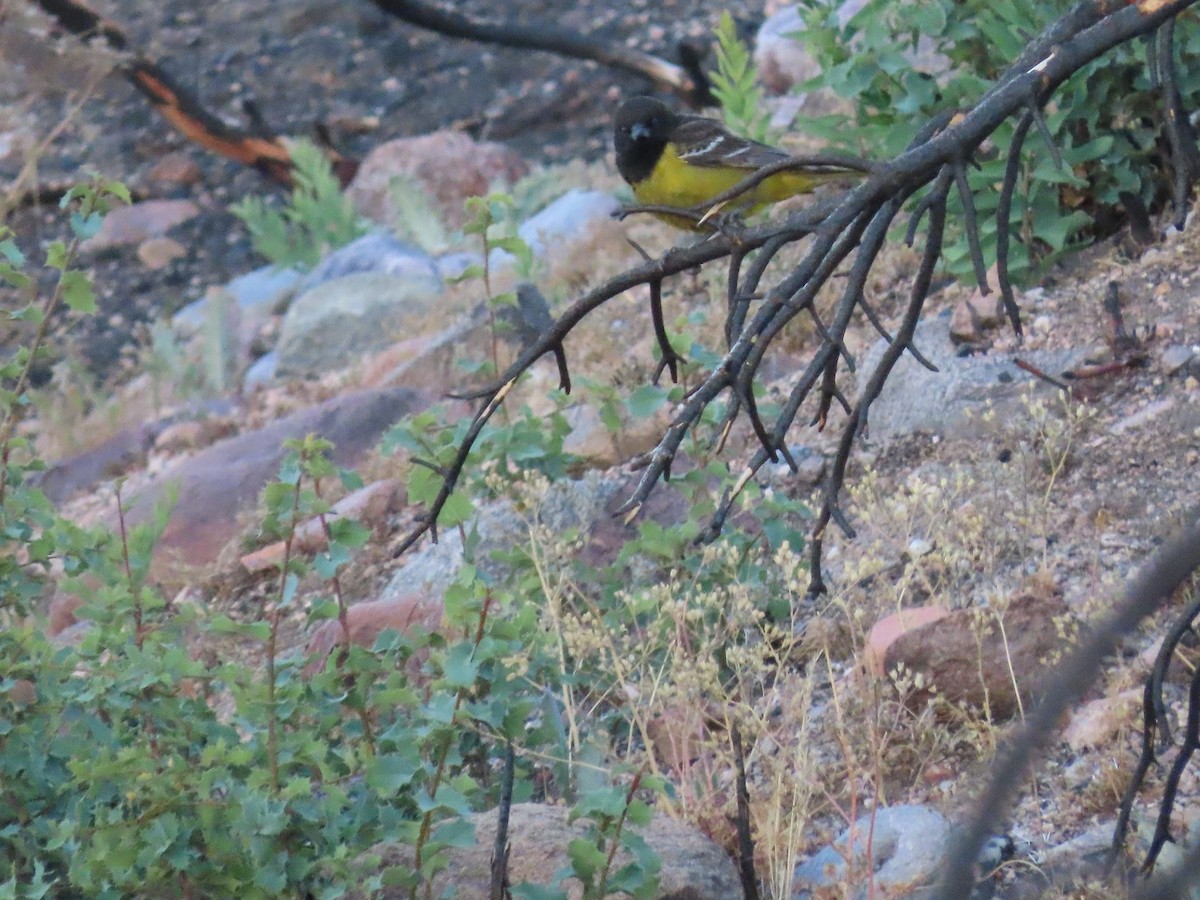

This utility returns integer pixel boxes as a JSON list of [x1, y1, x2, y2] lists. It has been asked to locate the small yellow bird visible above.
[[613, 96, 863, 230]]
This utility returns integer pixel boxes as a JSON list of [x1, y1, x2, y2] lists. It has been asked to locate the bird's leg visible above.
[[711, 215, 751, 252]]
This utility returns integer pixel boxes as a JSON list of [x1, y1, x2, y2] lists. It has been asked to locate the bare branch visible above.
[[395, 0, 1200, 596]]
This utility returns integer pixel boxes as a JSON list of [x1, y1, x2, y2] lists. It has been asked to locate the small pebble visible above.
[[1160, 344, 1195, 375]]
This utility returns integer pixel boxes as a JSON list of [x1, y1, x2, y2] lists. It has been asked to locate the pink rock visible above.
[[136, 236, 187, 269], [5, 679, 37, 706], [48, 590, 85, 636], [302, 592, 444, 678], [112, 387, 429, 586], [241, 479, 401, 573], [147, 153, 203, 186], [82, 200, 199, 252], [1063, 689, 1142, 751], [863, 606, 950, 678], [37, 423, 158, 504], [154, 417, 237, 454], [875, 588, 1072, 719], [347, 132, 527, 229]]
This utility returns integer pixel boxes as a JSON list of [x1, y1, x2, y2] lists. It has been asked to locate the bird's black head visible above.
[[613, 96, 676, 183]]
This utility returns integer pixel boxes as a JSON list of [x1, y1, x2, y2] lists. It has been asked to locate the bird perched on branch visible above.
[[613, 95, 866, 230]]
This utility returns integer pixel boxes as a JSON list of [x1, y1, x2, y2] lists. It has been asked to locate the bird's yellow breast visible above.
[[630, 142, 841, 229]]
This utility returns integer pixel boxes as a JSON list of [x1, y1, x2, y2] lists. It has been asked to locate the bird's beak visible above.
[[630, 122, 651, 141]]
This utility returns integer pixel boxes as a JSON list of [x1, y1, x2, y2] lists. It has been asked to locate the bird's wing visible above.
[[671, 117, 790, 170]]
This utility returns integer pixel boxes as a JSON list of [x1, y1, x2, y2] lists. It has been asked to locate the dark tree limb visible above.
[[1154, 18, 1200, 227], [390, 201, 840, 557], [730, 724, 761, 900], [1110, 591, 1200, 869], [995, 111, 1035, 335], [649, 277, 684, 385], [1141, 656, 1200, 873], [490, 740, 515, 900], [27, 0, 358, 187], [369, 0, 714, 107]]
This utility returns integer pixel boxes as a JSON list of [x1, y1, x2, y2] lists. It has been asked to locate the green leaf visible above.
[[438, 491, 474, 528], [44, 241, 68, 270], [69, 211, 104, 241], [209, 615, 270, 641], [510, 885, 569, 900], [329, 517, 371, 549], [440, 641, 478, 689], [626, 384, 667, 419], [448, 263, 486, 284], [431, 817, 476, 848], [406, 465, 440, 506], [0, 237, 25, 267], [566, 837, 606, 880], [308, 598, 340, 621], [280, 571, 300, 608], [366, 752, 419, 796], [491, 236, 533, 271]]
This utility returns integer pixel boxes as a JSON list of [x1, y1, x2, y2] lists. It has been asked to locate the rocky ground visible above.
[[4, 1, 1200, 897], [0, 0, 746, 377]]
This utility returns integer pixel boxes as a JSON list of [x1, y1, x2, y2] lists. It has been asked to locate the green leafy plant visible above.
[[231, 139, 367, 269], [510, 774, 664, 900], [711, 10, 773, 142], [564, 778, 662, 900], [1, 178, 865, 900], [793, 0, 1200, 281], [0, 176, 129, 619]]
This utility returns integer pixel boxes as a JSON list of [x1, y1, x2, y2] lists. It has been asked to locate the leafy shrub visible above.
[[1, 179, 821, 898], [793, 0, 1200, 280]]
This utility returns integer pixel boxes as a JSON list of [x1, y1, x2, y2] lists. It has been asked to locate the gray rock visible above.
[[173, 264, 301, 333], [856, 315, 1092, 442], [794, 804, 950, 897], [517, 189, 620, 258], [433, 250, 477, 281], [243, 351, 278, 391], [763, 445, 827, 487], [297, 232, 440, 293], [275, 271, 444, 377], [1161, 344, 1196, 376], [489, 189, 620, 270], [384, 465, 705, 603], [227, 265, 303, 314]]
